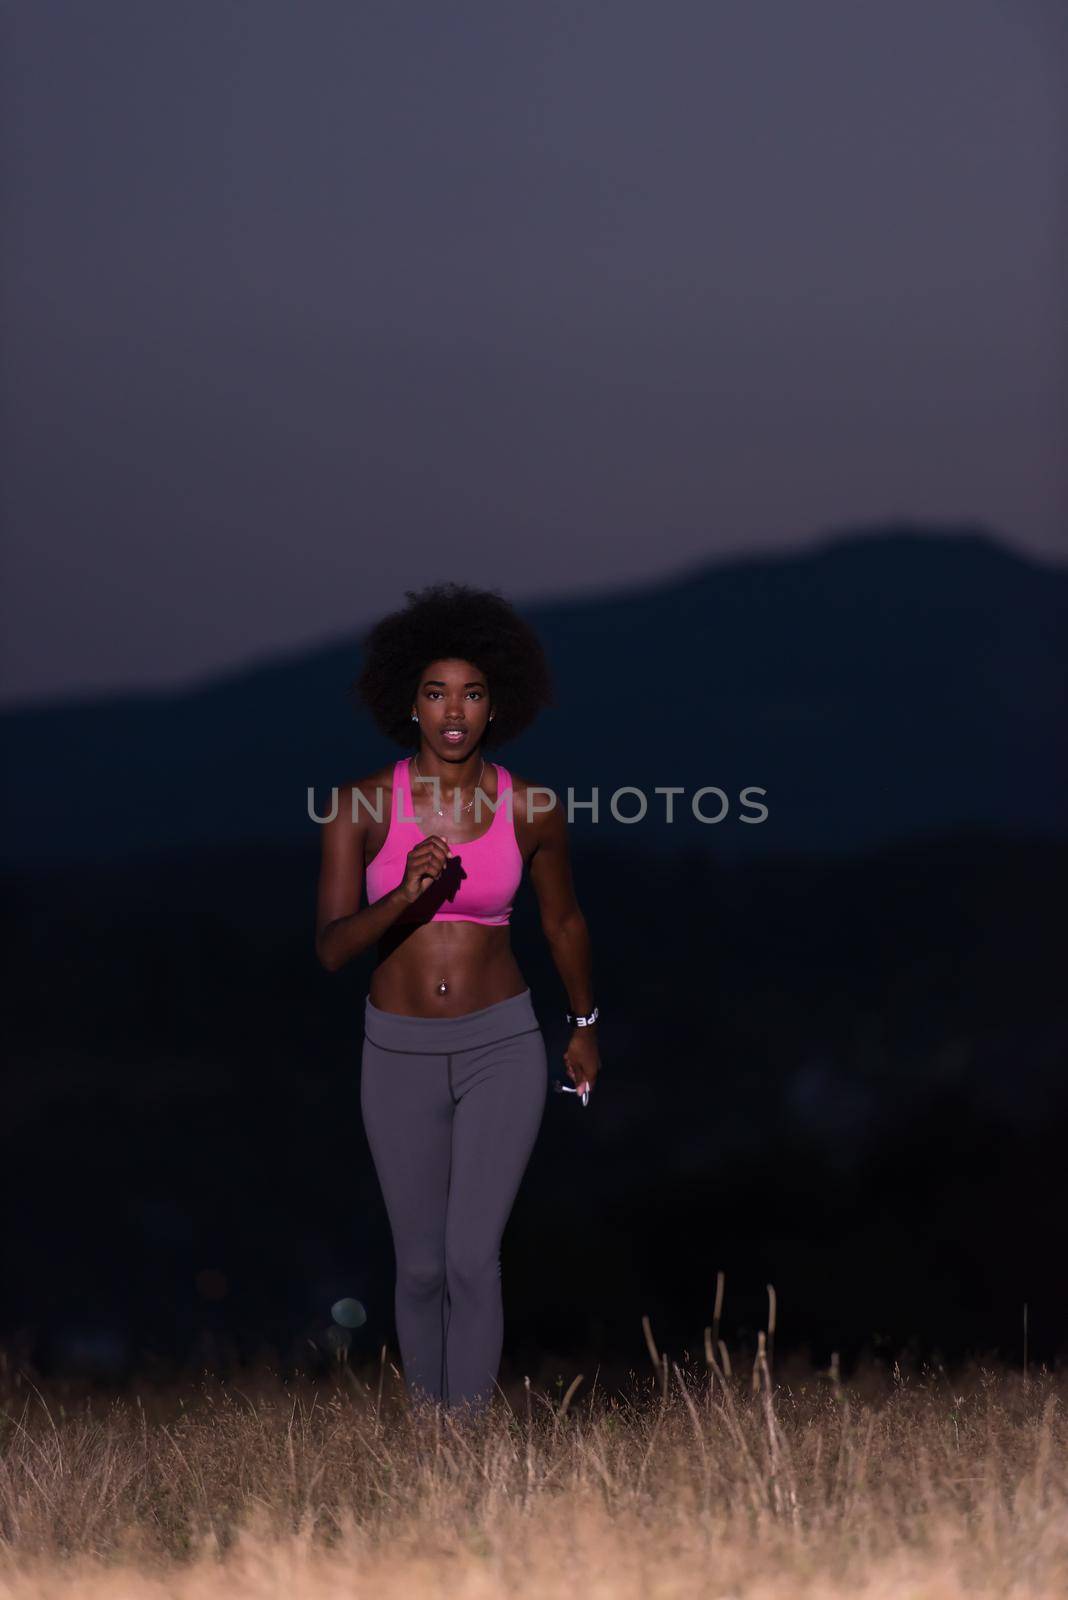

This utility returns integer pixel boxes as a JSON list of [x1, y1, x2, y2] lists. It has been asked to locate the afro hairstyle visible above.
[[350, 581, 555, 750]]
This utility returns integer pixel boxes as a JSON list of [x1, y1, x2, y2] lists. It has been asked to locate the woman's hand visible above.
[[563, 1027, 600, 1098], [400, 836, 454, 903]]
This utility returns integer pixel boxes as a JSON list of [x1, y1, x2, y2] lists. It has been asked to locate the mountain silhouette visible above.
[[3, 522, 1065, 866]]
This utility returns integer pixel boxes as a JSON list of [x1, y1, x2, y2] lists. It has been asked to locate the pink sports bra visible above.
[[363, 756, 523, 926]]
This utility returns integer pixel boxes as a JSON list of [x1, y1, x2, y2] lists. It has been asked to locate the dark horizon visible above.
[[4, 525, 1066, 869], [2, 515, 1066, 715]]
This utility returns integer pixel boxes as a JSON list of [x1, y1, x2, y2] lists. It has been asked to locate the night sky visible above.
[[3, 0, 1063, 706]]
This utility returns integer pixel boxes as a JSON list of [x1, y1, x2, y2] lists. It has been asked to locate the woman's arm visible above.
[[526, 787, 601, 1093], [314, 783, 451, 972]]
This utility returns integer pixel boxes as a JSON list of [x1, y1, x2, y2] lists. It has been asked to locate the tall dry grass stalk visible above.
[[0, 1326, 1065, 1598]]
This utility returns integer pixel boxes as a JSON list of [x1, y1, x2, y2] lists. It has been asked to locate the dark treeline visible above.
[[4, 829, 1066, 1386]]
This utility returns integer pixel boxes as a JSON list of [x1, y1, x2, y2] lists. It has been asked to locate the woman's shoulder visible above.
[[499, 769, 566, 835], [337, 758, 403, 826]]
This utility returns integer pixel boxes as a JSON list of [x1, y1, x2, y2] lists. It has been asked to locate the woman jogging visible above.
[[315, 582, 600, 1415]]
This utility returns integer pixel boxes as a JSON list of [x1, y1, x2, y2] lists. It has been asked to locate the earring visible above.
[[411, 714, 417, 722]]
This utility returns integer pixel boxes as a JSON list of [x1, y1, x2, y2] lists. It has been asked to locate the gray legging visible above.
[[360, 987, 548, 1412]]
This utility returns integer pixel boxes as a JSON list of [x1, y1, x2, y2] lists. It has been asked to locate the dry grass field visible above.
[[1, 1327, 1065, 1599]]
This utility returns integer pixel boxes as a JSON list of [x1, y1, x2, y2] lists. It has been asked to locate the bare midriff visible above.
[[368, 919, 529, 1017]]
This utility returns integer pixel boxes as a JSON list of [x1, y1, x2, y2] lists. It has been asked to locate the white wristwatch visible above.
[[565, 1005, 599, 1028]]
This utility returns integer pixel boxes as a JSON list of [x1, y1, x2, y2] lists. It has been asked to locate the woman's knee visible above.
[[397, 1250, 446, 1301], [446, 1241, 501, 1299]]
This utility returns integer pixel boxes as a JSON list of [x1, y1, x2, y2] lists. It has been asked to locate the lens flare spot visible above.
[[331, 1296, 367, 1328]]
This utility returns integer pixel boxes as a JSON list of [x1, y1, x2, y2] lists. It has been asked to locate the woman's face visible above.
[[411, 658, 492, 756]]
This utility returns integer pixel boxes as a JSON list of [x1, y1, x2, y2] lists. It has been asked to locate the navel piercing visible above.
[[437, 978, 448, 994]]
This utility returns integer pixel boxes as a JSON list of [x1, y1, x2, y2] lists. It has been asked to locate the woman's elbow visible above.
[[541, 907, 586, 943]]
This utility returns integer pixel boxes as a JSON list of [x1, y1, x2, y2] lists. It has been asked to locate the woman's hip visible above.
[[363, 986, 541, 1057]]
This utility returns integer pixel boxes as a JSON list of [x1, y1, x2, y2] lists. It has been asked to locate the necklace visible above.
[[411, 754, 485, 998], [411, 753, 486, 820]]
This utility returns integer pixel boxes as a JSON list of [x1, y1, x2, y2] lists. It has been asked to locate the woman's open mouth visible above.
[[441, 729, 468, 744]]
